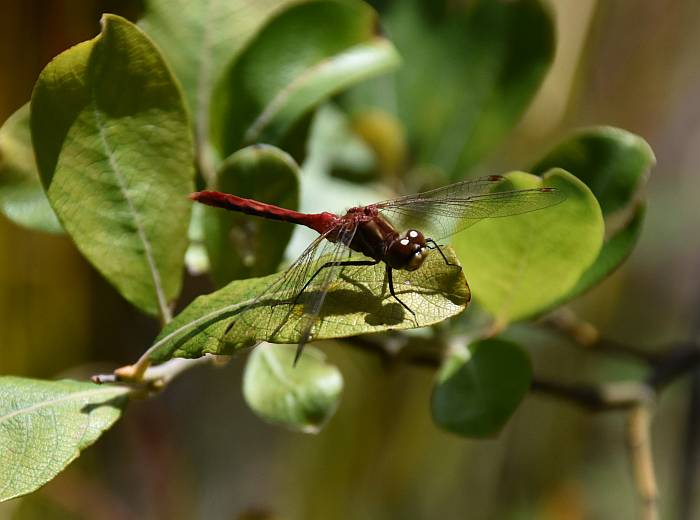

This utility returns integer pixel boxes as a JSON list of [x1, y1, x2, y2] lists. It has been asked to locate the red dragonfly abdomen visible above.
[[190, 191, 338, 235]]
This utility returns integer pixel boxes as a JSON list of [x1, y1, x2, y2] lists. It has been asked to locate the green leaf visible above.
[[30, 15, 195, 317], [431, 338, 532, 437], [139, 0, 296, 172], [344, 0, 554, 178], [532, 127, 654, 216], [0, 104, 61, 233], [453, 170, 604, 324], [565, 203, 645, 300], [532, 127, 655, 299], [211, 0, 400, 158], [204, 145, 300, 285], [243, 343, 342, 432], [0, 377, 130, 502], [147, 246, 469, 363]]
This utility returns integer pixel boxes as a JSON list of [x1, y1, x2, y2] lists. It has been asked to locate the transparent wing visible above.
[[224, 221, 359, 361], [290, 222, 359, 363], [375, 176, 566, 240]]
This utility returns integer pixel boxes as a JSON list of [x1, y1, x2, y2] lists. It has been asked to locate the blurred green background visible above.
[[2, 1, 700, 518]]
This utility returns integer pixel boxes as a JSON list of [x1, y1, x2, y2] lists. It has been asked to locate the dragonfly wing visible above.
[[376, 176, 565, 240], [224, 222, 359, 361], [290, 222, 359, 364]]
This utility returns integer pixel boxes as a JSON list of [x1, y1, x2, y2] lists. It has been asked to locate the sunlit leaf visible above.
[[204, 145, 300, 285], [532, 127, 655, 299], [211, 0, 400, 158], [31, 15, 195, 317], [0, 377, 130, 502], [0, 104, 61, 233], [453, 170, 604, 324], [147, 247, 469, 363], [243, 343, 343, 433], [344, 0, 554, 178], [432, 338, 531, 437]]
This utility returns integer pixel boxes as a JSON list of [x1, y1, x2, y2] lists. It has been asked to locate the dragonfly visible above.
[[191, 175, 565, 364]]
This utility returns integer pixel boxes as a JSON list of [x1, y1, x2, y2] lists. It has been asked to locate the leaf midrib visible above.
[[0, 386, 129, 425], [91, 100, 171, 321]]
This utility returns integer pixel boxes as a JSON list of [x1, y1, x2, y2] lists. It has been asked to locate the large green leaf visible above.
[[0, 104, 61, 233], [532, 127, 655, 299], [211, 0, 400, 158], [204, 145, 300, 286], [345, 0, 554, 179], [147, 246, 469, 363], [139, 0, 296, 178], [31, 15, 195, 318], [431, 338, 531, 437], [532, 127, 654, 216], [243, 343, 343, 432], [0, 377, 130, 502], [453, 170, 604, 324]]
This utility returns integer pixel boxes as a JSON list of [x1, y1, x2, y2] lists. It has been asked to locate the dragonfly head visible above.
[[387, 229, 429, 271]]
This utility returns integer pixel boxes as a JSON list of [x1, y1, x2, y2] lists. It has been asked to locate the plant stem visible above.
[[628, 406, 659, 520], [92, 355, 218, 389], [542, 308, 659, 363], [529, 379, 653, 411]]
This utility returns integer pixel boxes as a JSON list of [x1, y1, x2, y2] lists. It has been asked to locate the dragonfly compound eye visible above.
[[387, 230, 428, 271]]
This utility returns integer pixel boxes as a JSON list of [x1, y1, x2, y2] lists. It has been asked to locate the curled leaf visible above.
[[243, 344, 343, 433]]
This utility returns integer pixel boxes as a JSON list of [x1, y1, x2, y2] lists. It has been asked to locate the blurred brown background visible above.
[[2, 1, 700, 518]]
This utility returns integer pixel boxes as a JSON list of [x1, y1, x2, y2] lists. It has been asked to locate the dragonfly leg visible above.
[[426, 238, 459, 267], [293, 259, 380, 306], [387, 265, 417, 322]]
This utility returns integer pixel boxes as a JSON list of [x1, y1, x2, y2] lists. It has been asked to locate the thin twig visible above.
[[679, 370, 700, 520], [628, 406, 659, 520], [646, 342, 700, 390], [341, 333, 700, 412], [530, 379, 654, 411], [92, 355, 219, 390], [542, 308, 659, 363]]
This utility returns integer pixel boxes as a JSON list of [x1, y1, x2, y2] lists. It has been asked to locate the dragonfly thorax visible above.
[[386, 229, 429, 271]]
